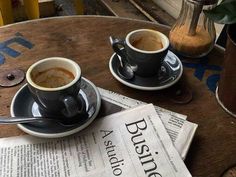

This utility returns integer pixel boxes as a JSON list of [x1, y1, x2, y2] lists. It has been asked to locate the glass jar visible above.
[[169, 0, 217, 58]]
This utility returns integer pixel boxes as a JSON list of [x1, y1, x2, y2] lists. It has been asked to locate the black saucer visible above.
[[109, 51, 183, 91], [10, 77, 101, 138]]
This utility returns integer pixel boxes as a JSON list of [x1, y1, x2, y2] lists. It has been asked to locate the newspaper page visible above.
[[0, 104, 192, 177], [98, 87, 198, 159]]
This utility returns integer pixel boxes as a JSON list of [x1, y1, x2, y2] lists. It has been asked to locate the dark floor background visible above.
[[54, 0, 77, 16]]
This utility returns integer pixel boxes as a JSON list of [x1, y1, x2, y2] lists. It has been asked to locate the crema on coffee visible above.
[[130, 33, 163, 51], [32, 67, 74, 88]]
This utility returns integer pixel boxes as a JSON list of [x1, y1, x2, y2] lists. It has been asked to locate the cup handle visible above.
[[109, 36, 127, 59], [62, 95, 83, 117], [109, 36, 138, 72]]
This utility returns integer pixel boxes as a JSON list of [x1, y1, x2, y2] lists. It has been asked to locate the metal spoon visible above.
[[116, 54, 134, 80], [0, 116, 81, 127]]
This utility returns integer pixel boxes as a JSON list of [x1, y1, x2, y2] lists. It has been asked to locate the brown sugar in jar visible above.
[[169, 25, 214, 57], [169, 0, 217, 58]]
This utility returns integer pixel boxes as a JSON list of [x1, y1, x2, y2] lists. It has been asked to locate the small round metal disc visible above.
[[0, 69, 25, 87], [165, 78, 193, 104], [169, 87, 193, 104]]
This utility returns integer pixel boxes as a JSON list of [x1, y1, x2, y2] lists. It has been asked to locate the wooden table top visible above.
[[0, 16, 235, 177]]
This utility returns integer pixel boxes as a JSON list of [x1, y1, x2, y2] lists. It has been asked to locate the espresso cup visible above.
[[110, 29, 169, 77], [26, 57, 83, 118]]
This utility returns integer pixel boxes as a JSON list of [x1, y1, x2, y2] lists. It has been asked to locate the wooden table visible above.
[[0, 16, 235, 177]]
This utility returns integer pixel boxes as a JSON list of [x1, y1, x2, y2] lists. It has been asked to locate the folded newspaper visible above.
[[98, 88, 198, 160], [0, 104, 192, 177]]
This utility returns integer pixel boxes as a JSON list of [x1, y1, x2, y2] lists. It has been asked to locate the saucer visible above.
[[10, 77, 101, 138], [109, 50, 183, 90]]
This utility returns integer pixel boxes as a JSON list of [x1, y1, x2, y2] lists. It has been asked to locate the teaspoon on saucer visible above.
[[116, 54, 134, 80], [0, 116, 81, 127]]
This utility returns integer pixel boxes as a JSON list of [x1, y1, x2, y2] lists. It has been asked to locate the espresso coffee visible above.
[[32, 67, 74, 88], [131, 35, 163, 51]]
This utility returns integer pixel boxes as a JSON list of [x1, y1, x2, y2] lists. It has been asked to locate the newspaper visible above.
[[0, 104, 192, 177], [98, 88, 198, 160]]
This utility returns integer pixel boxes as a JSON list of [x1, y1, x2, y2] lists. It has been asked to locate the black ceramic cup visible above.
[[110, 29, 169, 77], [26, 57, 83, 118]]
